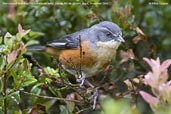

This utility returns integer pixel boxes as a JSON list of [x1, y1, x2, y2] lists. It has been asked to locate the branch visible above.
[[20, 90, 82, 103], [79, 35, 83, 78]]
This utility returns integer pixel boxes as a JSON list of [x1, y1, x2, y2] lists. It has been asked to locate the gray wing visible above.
[[46, 29, 87, 49], [46, 35, 79, 49]]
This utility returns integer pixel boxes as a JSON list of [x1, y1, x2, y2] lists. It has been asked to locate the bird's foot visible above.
[[76, 73, 86, 87], [88, 87, 99, 109], [76, 73, 98, 109]]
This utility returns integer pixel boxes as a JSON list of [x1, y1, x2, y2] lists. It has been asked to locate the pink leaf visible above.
[[160, 59, 171, 72], [156, 57, 160, 66], [7, 0, 16, 19], [158, 83, 171, 101], [65, 93, 75, 113], [144, 72, 159, 88], [143, 57, 161, 70], [159, 70, 168, 83], [7, 50, 18, 64], [17, 24, 30, 39], [119, 49, 135, 64], [139, 91, 159, 106], [143, 57, 154, 69], [18, 24, 24, 33]]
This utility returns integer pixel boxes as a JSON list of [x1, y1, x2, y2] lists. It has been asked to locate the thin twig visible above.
[[31, 56, 43, 69], [76, 107, 92, 114], [20, 90, 82, 103], [3, 73, 7, 114], [79, 35, 83, 78], [31, 56, 81, 88], [31, 56, 62, 83], [52, 57, 65, 85]]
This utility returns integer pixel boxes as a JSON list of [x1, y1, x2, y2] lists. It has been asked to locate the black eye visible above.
[[106, 32, 113, 37]]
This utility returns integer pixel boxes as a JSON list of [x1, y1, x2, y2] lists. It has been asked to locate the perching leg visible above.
[[76, 72, 86, 87], [85, 80, 98, 109], [88, 87, 98, 109], [77, 73, 98, 109]]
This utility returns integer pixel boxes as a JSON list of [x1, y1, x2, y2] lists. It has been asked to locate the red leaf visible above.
[[86, 13, 97, 19]]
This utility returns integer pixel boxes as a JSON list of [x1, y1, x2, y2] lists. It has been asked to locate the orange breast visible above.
[[59, 41, 97, 70], [46, 40, 116, 77]]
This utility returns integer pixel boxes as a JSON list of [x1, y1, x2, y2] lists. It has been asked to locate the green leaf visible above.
[[0, 55, 6, 71], [162, 38, 171, 46], [0, 110, 3, 114], [1, 45, 12, 55], [11, 69, 20, 88], [0, 45, 5, 53], [59, 105, 69, 114], [0, 36, 2, 44], [66, 94, 75, 113], [31, 83, 43, 94], [22, 109, 30, 114], [44, 67, 60, 77], [101, 97, 122, 114], [16, 24, 31, 41], [4, 32, 14, 50], [100, 97, 140, 114], [25, 40, 40, 46], [21, 76, 37, 87], [30, 83, 42, 104], [27, 31, 44, 40], [4, 32, 13, 39], [0, 77, 3, 93], [8, 91, 20, 105], [44, 100, 57, 111]]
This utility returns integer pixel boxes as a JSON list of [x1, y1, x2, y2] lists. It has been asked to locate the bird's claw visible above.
[[88, 88, 98, 109], [76, 73, 98, 109], [76, 74, 86, 87]]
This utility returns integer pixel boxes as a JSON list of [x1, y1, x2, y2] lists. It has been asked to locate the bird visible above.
[[27, 21, 124, 109], [28, 21, 124, 87]]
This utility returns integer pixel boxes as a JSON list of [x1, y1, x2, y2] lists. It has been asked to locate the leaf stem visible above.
[[3, 72, 7, 114]]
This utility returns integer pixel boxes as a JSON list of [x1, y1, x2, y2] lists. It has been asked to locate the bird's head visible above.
[[90, 21, 124, 49]]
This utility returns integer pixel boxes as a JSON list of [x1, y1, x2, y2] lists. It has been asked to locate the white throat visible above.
[[96, 40, 121, 49]]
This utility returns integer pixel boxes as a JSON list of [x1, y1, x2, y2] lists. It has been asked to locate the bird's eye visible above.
[[106, 32, 112, 37]]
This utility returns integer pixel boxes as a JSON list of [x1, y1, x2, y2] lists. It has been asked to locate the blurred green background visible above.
[[0, 0, 171, 114]]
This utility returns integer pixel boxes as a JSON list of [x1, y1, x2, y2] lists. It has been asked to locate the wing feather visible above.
[[46, 35, 79, 49], [46, 28, 88, 49]]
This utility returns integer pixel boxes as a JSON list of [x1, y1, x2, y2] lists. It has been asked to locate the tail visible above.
[[27, 45, 46, 52]]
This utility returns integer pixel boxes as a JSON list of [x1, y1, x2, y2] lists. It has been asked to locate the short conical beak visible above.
[[116, 35, 125, 42]]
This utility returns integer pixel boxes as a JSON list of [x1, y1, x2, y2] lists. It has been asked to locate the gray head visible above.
[[90, 21, 124, 43]]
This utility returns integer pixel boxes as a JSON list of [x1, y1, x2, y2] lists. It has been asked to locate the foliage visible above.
[[0, 25, 37, 113], [140, 57, 171, 114], [0, 0, 171, 114], [98, 97, 140, 114]]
